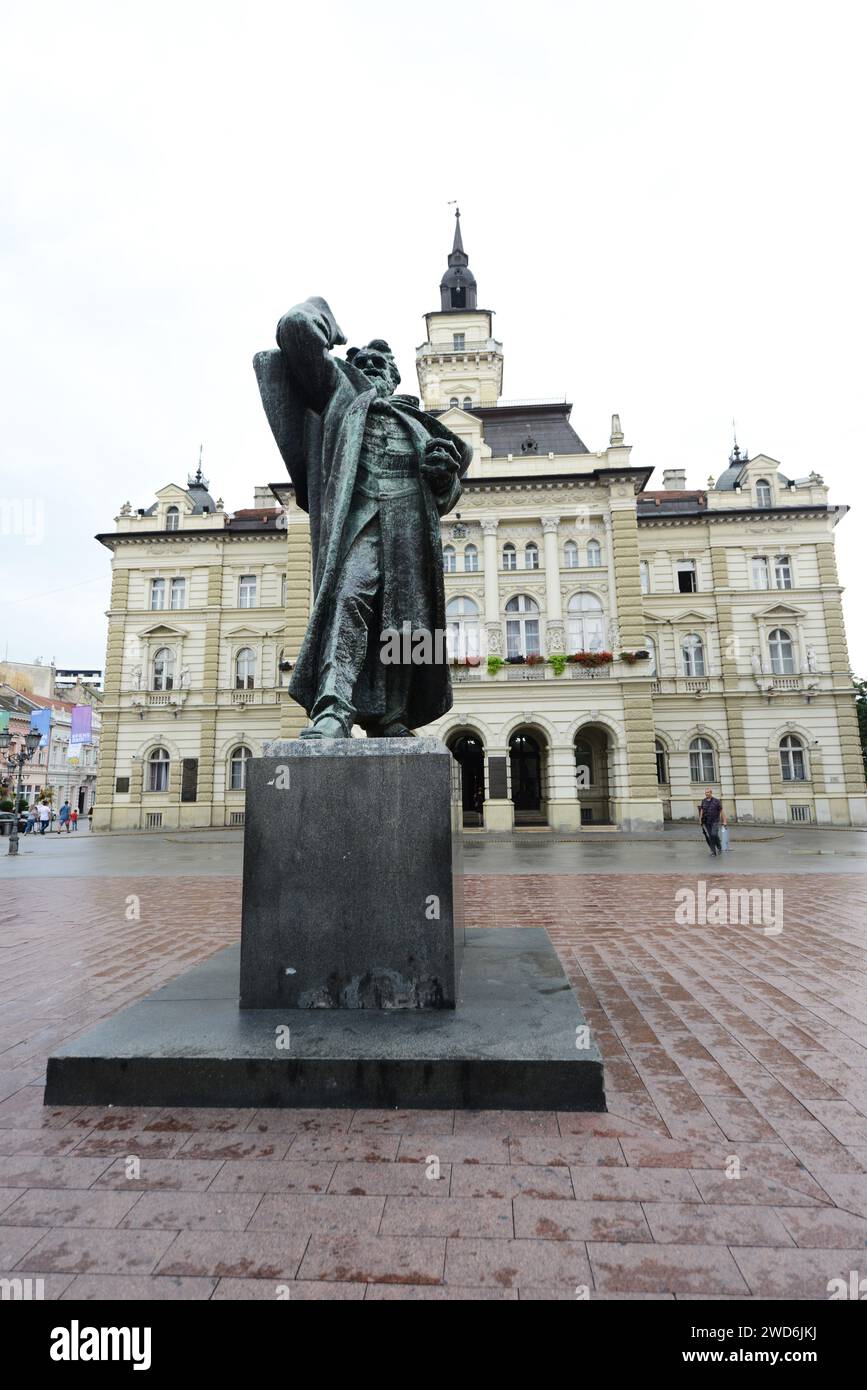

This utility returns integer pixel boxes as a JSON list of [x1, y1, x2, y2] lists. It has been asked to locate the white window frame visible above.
[[463, 544, 479, 573], [445, 596, 480, 660], [689, 737, 716, 783], [505, 594, 541, 658], [230, 745, 251, 791], [150, 577, 166, 611], [147, 747, 170, 792], [169, 576, 186, 610], [238, 574, 257, 609], [682, 633, 706, 677], [235, 647, 256, 689], [751, 556, 770, 590], [443, 544, 457, 573], [774, 554, 793, 590], [768, 628, 796, 675], [780, 734, 807, 782], [152, 647, 174, 691], [566, 593, 605, 654]]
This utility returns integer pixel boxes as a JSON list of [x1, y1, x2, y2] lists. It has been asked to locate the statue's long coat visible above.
[[254, 298, 472, 729]]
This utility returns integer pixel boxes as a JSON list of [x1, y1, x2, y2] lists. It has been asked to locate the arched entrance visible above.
[[509, 728, 547, 826], [574, 724, 613, 824], [447, 731, 486, 827]]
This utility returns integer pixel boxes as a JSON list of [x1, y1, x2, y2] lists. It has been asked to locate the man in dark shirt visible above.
[[698, 787, 726, 855]]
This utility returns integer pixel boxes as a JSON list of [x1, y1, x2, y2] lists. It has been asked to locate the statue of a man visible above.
[[254, 297, 472, 738]]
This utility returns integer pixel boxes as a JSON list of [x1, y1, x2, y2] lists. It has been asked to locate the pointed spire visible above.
[[188, 444, 209, 490], [452, 206, 464, 255]]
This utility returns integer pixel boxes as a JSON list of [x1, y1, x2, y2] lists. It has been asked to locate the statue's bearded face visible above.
[[348, 343, 401, 398]]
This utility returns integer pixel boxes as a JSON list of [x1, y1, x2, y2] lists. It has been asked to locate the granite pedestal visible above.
[[240, 739, 463, 1009]]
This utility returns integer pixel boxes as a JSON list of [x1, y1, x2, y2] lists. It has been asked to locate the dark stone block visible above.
[[44, 929, 605, 1112], [239, 738, 463, 1010], [487, 756, 508, 799]]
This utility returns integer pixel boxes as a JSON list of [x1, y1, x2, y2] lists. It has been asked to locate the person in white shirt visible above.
[[38, 803, 51, 835]]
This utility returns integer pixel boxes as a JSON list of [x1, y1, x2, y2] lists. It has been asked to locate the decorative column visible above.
[[542, 517, 564, 651], [480, 519, 502, 656]]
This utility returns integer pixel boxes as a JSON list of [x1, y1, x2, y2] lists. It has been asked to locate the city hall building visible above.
[[92, 218, 866, 832]]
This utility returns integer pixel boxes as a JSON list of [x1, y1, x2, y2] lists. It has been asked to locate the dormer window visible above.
[[756, 479, 772, 508], [166, 506, 179, 532], [449, 397, 459, 408], [462, 397, 472, 410]]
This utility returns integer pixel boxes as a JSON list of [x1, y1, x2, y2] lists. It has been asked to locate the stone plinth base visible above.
[[43, 929, 606, 1112]]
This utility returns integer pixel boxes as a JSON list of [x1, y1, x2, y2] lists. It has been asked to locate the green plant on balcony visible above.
[[568, 650, 614, 667], [548, 653, 568, 676], [486, 655, 505, 676]]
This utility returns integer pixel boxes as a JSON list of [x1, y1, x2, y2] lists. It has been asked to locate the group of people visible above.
[[23, 800, 87, 834]]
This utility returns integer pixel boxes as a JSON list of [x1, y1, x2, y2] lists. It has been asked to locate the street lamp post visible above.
[[0, 729, 42, 856]]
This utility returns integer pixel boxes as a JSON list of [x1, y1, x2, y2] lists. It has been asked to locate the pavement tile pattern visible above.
[[1, 870, 866, 1300]]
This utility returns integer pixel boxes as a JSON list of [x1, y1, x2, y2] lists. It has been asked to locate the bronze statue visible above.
[[255, 297, 472, 737]]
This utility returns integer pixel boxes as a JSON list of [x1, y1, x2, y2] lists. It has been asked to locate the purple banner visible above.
[[70, 704, 93, 745]]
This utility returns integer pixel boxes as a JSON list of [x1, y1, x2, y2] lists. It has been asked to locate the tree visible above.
[[855, 679, 867, 776]]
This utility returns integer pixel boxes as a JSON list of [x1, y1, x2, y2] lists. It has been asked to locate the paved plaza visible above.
[[1, 826, 866, 1300]]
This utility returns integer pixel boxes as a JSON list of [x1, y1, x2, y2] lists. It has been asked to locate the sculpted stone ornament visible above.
[[255, 298, 472, 738]]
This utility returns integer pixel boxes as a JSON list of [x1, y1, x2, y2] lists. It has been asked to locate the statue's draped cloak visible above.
[[254, 298, 472, 730]]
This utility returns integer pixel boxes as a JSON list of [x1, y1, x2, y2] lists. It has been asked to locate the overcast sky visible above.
[[2, 0, 865, 673]]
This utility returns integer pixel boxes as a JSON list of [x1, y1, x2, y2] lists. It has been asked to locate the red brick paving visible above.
[[1, 871, 866, 1299]]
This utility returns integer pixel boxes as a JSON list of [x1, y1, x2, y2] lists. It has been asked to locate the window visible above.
[[564, 541, 579, 569], [689, 737, 716, 783], [524, 542, 539, 570], [463, 544, 479, 572], [446, 596, 480, 660], [655, 739, 668, 784], [462, 396, 472, 410], [774, 554, 793, 590], [453, 333, 465, 351], [756, 478, 772, 508], [150, 577, 166, 611], [170, 576, 186, 610], [502, 543, 517, 571], [640, 561, 650, 594], [505, 594, 541, 658], [682, 633, 706, 676], [277, 648, 290, 686], [644, 635, 657, 676], [235, 648, 256, 689], [586, 538, 602, 567], [443, 544, 457, 573], [769, 628, 795, 675], [281, 574, 288, 606], [780, 734, 807, 781], [567, 592, 605, 653], [449, 396, 459, 408], [147, 747, 170, 792], [676, 559, 697, 593], [152, 647, 174, 691], [166, 506, 179, 531], [751, 556, 770, 590], [238, 574, 257, 608], [230, 745, 251, 791]]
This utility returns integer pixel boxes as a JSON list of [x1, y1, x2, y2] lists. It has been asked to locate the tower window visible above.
[[453, 333, 465, 351], [450, 287, 466, 309]]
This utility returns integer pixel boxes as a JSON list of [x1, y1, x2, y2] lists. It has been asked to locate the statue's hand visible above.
[[421, 437, 461, 494]]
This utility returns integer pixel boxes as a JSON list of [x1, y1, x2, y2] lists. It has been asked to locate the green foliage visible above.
[[486, 654, 505, 676], [548, 653, 568, 676], [855, 678, 867, 775]]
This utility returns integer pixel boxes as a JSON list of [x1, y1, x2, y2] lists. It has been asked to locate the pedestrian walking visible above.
[[70, 807, 79, 831], [38, 802, 51, 835], [24, 806, 36, 835], [58, 801, 71, 833], [698, 787, 727, 857]]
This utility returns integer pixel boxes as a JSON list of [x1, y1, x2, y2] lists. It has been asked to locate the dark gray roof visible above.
[[456, 403, 589, 457]]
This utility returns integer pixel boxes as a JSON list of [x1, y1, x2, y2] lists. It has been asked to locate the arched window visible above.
[[643, 635, 657, 676], [564, 540, 579, 569], [524, 542, 539, 570], [277, 648, 290, 686], [238, 574, 257, 608], [751, 556, 770, 589], [235, 647, 256, 689], [442, 544, 457, 573], [449, 396, 459, 408], [505, 594, 540, 658], [165, 505, 179, 532], [655, 739, 668, 784], [502, 543, 517, 571], [780, 734, 807, 781], [586, 538, 602, 567], [768, 628, 795, 675], [147, 746, 170, 792], [230, 745, 251, 791], [574, 739, 594, 787], [639, 560, 650, 594], [567, 592, 605, 653], [756, 478, 772, 509], [682, 633, 706, 677], [446, 596, 480, 660], [689, 737, 716, 783], [463, 543, 479, 572], [462, 396, 472, 410], [152, 647, 174, 691]]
